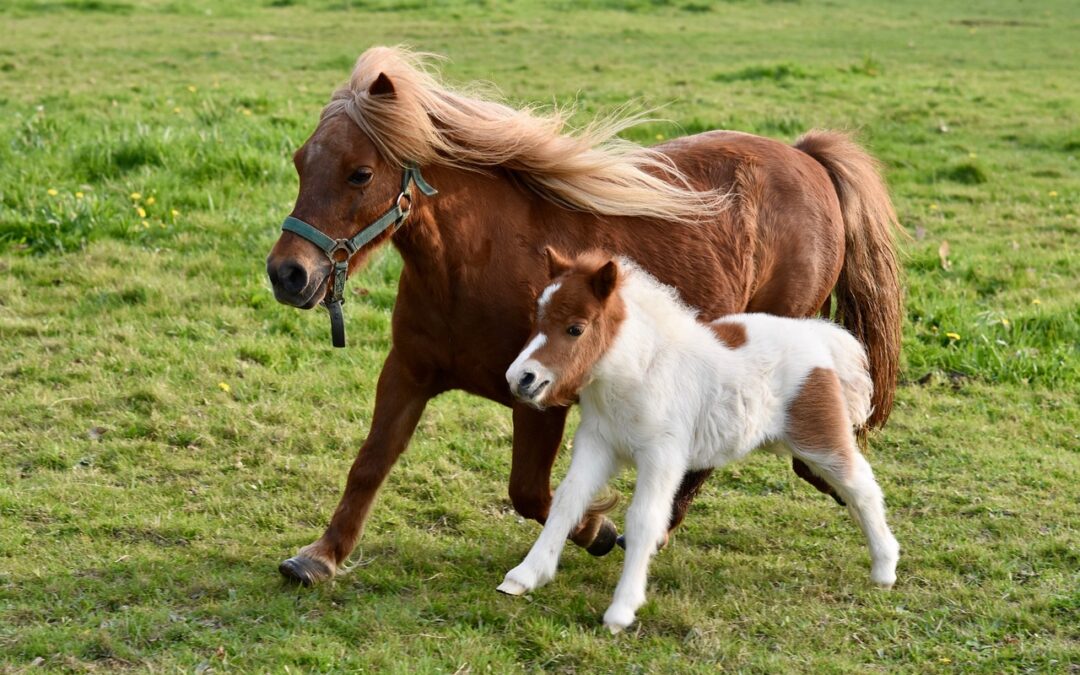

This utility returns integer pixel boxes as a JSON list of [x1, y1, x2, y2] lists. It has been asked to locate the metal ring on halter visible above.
[[328, 240, 355, 263], [395, 191, 413, 222]]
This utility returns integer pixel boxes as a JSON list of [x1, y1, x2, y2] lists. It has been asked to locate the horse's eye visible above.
[[567, 324, 584, 337], [347, 169, 373, 186]]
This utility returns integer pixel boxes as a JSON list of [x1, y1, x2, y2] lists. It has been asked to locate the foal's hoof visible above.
[[586, 519, 618, 557], [496, 578, 529, 596], [279, 555, 333, 587]]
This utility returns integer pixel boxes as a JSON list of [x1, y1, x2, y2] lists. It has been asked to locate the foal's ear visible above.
[[590, 260, 619, 301], [368, 72, 396, 97], [544, 246, 571, 279]]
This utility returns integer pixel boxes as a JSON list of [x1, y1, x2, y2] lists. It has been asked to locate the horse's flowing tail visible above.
[[795, 131, 902, 429]]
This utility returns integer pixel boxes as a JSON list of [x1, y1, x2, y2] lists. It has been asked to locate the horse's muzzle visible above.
[[267, 257, 327, 309]]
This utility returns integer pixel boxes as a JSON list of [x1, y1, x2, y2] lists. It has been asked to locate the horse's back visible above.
[[662, 130, 847, 318]]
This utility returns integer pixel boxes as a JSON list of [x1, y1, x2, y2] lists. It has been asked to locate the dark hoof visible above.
[[279, 555, 332, 587], [586, 518, 618, 557]]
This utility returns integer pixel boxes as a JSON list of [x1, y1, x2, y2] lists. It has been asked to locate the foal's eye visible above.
[[347, 169, 373, 186], [567, 324, 584, 337]]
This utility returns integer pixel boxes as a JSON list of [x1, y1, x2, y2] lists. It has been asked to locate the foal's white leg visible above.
[[603, 452, 686, 634], [498, 436, 616, 596], [795, 448, 900, 588]]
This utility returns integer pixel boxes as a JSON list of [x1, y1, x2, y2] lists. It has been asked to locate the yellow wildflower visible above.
[[171, 209, 180, 217], [655, 133, 664, 141], [218, 382, 231, 393], [146, 196, 156, 205], [75, 191, 84, 199], [929, 203, 939, 211], [242, 108, 253, 116], [47, 188, 58, 196], [1048, 190, 1058, 197], [136, 207, 147, 218], [1001, 318, 1010, 327], [946, 332, 961, 340], [1031, 299, 1041, 305], [130, 192, 141, 200], [173, 107, 182, 113], [187, 85, 197, 93]]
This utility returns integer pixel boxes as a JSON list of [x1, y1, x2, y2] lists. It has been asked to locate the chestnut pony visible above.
[[266, 47, 902, 586]]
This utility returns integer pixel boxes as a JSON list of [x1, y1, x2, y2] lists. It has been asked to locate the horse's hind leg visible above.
[[508, 405, 619, 556], [787, 369, 899, 588]]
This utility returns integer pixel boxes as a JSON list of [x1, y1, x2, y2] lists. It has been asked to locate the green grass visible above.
[[1, 0, 1077, 671]]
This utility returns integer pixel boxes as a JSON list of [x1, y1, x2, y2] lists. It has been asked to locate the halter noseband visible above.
[[281, 163, 437, 348]]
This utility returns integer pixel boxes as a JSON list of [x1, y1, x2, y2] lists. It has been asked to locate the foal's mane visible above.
[[322, 46, 727, 223]]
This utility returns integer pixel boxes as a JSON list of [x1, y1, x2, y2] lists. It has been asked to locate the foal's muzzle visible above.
[[508, 367, 552, 407]]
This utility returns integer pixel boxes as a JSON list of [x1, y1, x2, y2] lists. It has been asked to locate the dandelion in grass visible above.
[[1032, 299, 1042, 305], [1048, 190, 1058, 198], [242, 108, 253, 116], [47, 188, 58, 196], [146, 196, 156, 206], [136, 206, 147, 218], [946, 332, 961, 341], [187, 85, 197, 93], [130, 192, 141, 201], [218, 382, 231, 393], [655, 133, 664, 141], [1001, 318, 1010, 327], [75, 191, 84, 199], [929, 203, 939, 211], [171, 209, 180, 218], [173, 107, 182, 114]]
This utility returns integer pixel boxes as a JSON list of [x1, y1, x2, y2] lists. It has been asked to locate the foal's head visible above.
[[506, 249, 627, 409]]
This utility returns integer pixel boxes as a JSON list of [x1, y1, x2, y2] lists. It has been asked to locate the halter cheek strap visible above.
[[281, 163, 437, 348]]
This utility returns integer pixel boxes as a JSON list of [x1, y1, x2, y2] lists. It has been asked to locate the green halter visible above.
[[281, 163, 437, 348]]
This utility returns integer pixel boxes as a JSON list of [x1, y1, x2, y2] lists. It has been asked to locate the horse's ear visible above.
[[369, 72, 396, 97], [590, 260, 619, 301], [544, 247, 571, 279]]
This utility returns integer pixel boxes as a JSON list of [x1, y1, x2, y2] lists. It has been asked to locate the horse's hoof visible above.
[[279, 555, 333, 587], [616, 535, 626, 550], [586, 518, 618, 557]]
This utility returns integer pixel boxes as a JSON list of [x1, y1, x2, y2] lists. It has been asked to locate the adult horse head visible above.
[[266, 46, 902, 587]]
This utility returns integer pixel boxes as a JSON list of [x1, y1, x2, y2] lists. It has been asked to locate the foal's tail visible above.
[[795, 130, 902, 430]]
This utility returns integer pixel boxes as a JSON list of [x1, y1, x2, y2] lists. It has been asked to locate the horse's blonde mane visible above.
[[322, 46, 727, 223]]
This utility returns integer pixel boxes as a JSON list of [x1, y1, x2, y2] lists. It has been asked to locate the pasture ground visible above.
[[1, 0, 1077, 671]]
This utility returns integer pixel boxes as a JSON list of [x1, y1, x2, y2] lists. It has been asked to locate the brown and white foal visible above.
[[499, 249, 900, 633]]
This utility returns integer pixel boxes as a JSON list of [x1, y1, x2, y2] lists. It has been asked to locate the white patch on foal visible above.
[[536, 282, 561, 318]]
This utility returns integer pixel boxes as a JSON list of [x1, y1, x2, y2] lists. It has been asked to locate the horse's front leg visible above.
[[279, 350, 435, 586], [507, 405, 619, 556], [498, 433, 617, 595], [604, 451, 686, 634]]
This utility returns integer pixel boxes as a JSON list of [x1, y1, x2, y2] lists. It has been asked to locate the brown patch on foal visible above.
[[710, 320, 748, 349], [786, 367, 855, 479]]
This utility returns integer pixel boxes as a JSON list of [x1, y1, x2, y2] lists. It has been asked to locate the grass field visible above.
[[1, 0, 1077, 671]]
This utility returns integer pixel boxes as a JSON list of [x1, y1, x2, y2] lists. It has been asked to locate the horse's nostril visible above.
[[519, 371, 536, 388], [277, 261, 309, 295]]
